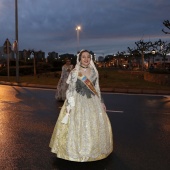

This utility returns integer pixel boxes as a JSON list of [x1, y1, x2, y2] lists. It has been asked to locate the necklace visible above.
[[80, 65, 88, 72]]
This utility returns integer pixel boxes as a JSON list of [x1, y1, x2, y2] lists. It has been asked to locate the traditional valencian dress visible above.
[[50, 53, 113, 162], [55, 64, 73, 101]]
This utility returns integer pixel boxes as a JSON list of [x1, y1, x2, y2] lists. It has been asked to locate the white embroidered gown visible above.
[[55, 64, 73, 101], [50, 68, 113, 162]]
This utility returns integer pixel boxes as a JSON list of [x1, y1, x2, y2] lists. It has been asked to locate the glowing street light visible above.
[[76, 26, 81, 52]]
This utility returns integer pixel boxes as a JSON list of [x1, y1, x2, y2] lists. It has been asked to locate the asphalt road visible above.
[[0, 85, 170, 170]]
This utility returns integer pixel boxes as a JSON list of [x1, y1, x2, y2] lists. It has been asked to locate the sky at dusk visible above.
[[0, 0, 170, 57]]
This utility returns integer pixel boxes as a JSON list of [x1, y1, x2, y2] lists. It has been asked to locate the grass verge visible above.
[[0, 68, 169, 91]]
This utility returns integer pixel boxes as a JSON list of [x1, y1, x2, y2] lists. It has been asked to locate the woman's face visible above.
[[80, 52, 91, 67], [66, 59, 71, 65]]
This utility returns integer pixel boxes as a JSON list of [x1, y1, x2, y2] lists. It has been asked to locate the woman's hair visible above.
[[78, 50, 90, 61], [65, 57, 71, 62]]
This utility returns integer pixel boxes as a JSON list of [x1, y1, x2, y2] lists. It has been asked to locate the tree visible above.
[[127, 47, 142, 69], [115, 51, 126, 68], [135, 40, 153, 70], [162, 20, 170, 34], [127, 47, 140, 69], [155, 39, 170, 68]]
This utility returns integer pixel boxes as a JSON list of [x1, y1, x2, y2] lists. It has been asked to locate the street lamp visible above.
[[76, 26, 81, 52], [15, 0, 19, 82]]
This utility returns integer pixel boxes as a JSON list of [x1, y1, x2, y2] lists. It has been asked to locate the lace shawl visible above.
[[61, 68, 77, 124], [61, 54, 102, 124]]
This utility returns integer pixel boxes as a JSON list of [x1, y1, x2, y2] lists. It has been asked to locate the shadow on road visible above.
[[51, 153, 130, 170]]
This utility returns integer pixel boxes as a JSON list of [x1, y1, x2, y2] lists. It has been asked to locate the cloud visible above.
[[0, 0, 170, 56]]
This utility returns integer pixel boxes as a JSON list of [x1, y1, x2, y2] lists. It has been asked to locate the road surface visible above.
[[0, 85, 170, 170]]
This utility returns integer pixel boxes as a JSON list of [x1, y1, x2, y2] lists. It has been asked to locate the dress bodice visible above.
[[75, 68, 97, 98], [61, 65, 73, 79]]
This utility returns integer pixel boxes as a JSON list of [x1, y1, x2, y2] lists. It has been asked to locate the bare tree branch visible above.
[[162, 20, 170, 34]]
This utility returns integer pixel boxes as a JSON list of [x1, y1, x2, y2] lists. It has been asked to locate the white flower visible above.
[[66, 105, 71, 112], [68, 97, 75, 107], [61, 113, 70, 124]]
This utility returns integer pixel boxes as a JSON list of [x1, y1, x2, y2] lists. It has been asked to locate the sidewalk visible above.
[[1, 81, 170, 95]]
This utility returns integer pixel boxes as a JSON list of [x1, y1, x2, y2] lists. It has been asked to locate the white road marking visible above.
[[106, 110, 124, 113], [163, 95, 170, 98], [102, 92, 170, 97]]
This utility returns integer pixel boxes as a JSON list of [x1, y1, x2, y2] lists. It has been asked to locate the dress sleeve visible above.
[[66, 69, 77, 107], [60, 65, 65, 79], [61, 69, 77, 124]]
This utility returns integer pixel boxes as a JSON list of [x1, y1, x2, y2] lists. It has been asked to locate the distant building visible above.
[[98, 56, 104, 62], [48, 51, 58, 59], [19, 50, 45, 62], [153, 53, 170, 65], [47, 51, 59, 63]]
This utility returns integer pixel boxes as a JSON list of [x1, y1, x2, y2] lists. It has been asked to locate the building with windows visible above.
[[151, 53, 170, 68]]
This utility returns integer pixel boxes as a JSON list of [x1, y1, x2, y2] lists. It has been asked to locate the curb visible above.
[[1, 81, 170, 95], [0, 81, 56, 89]]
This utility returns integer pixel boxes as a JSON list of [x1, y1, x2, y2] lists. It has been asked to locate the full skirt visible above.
[[55, 78, 68, 101], [49, 94, 113, 162]]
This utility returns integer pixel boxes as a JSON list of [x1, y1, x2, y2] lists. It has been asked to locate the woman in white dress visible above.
[[50, 50, 113, 162], [55, 58, 73, 101]]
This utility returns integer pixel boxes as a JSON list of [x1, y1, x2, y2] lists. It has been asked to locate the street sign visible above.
[[3, 38, 12, 54]]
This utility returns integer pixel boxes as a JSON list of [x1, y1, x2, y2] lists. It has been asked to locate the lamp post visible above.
[[15, 0, 19, 82], [76, 26, 81, 52]]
